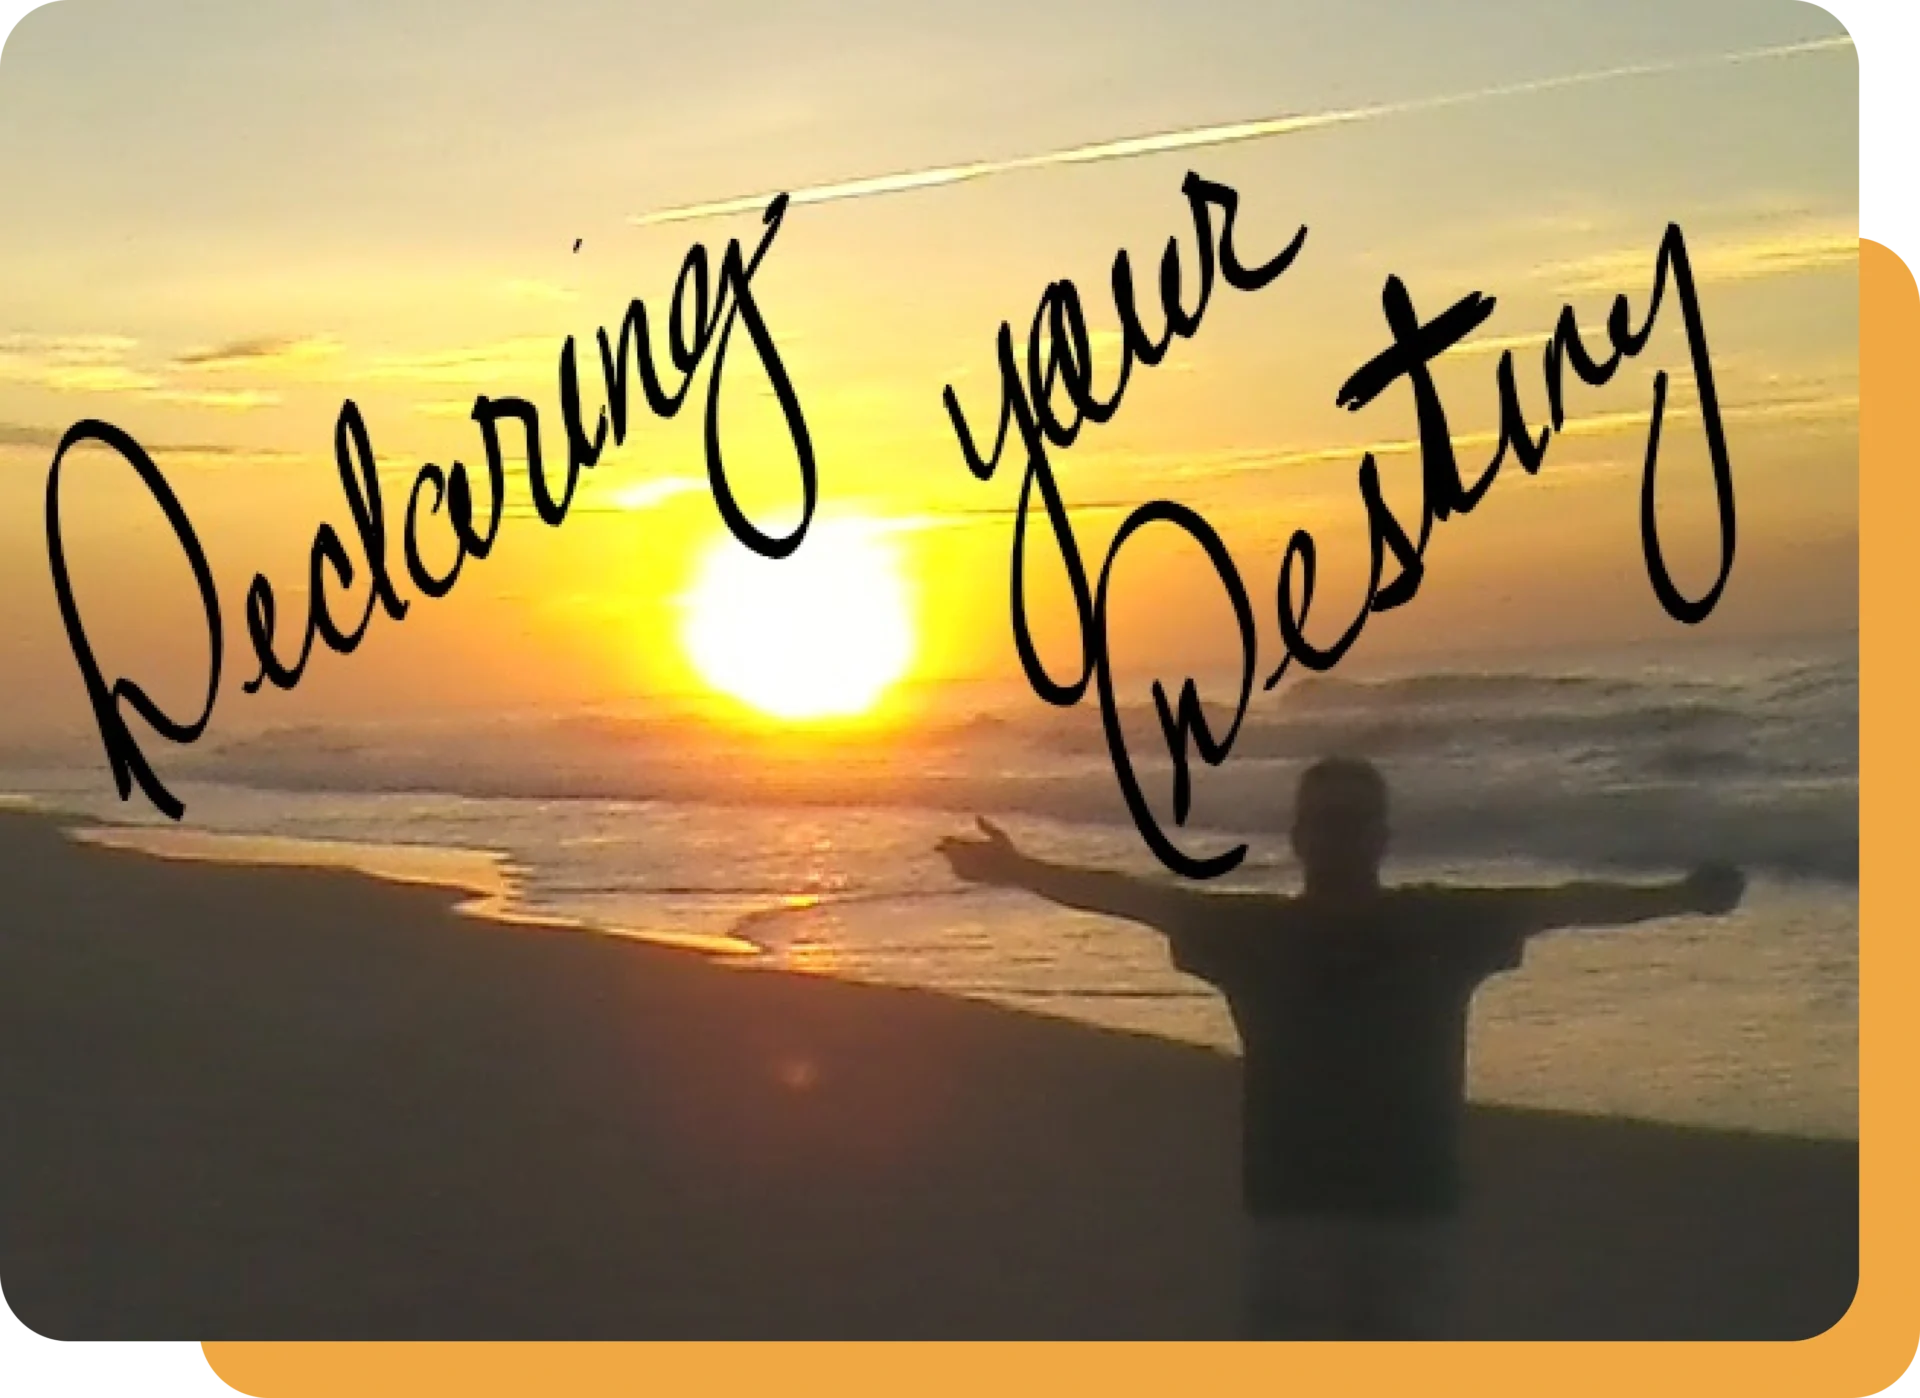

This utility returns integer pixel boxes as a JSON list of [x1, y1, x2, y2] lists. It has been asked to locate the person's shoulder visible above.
[[1389, 882, 1533, 925], [1392, 880, 1526, 904], [1156, 881, 1283, 928], [1201, 887, 1305, 932], [1165, 888, 1299, 979]]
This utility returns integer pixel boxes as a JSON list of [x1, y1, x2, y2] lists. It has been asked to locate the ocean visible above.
[[3, 631, 1859, 1141]]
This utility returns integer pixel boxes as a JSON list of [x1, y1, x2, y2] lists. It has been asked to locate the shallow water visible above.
[[8, 636, 1858, 1139]]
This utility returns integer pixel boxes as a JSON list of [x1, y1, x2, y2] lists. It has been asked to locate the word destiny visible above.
[[945, 172, 1735, 879]]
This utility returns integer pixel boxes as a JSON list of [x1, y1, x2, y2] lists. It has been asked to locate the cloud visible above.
[[0, 334, 147, 388], [497, 475, 711, 521], [171, 335, 340, 371], [142, 441, 298, 461], [38, 364, 163, 393], [0, 332, 138, 364], [0, 419, 294, 461], [0, 422, 62, 448], [860, 389, 1853, 523], [604, 477, 707, 512], [364, 337, 554, 386], [147, 388, 284, 409], [0, 331, 286, 409], [1539, 228, 1857, 293], [1129, 391, 1858, 487], [872, 500, 1147, 535], [1452, 327, 1605, 359], [499, 279, 579, 304], [632, 35, 1851, 226]]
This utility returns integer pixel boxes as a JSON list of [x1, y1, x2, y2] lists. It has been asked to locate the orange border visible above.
[[192, 242, 1916, 1398]]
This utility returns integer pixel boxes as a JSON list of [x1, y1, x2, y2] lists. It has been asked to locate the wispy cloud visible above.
[[0, 332, 138, 364], [172, 335, 340, 371], [0, 333, 147, 389], [1451, 327, 1605, 359], [786, 383, 1857, 535], [1129, 391, 1858, 487], [0, 421, 63, 448], [1540, 227, 1857, 292], [142, 441, 300, 462], [632, 35, 1852, 227], [148, 388, 283, 409], [0, 332, 287, 409], [494, 474, 710, 522], [499, 279, 579, 304], [0, 418, 295, 461], [605, 477, 707, 512], [707, 368, 1837, 536], [365, 337, 554, 386], [875, 501, 1141, 534], [36, 364, 163, 393]]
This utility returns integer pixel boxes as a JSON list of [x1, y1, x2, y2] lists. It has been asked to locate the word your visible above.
[[46, 198, 812, 820], [944, 173, 1734, 880]]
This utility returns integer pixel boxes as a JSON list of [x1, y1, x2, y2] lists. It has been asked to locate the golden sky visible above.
[[0, 0, 1857, 743]]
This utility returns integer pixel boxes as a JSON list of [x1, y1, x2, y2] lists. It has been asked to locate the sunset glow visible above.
[[680, 520, 915, 721]]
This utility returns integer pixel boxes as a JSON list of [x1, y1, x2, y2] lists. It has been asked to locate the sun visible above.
[[680, 519, 916, 722]]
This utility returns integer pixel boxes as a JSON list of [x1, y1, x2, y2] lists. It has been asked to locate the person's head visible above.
[[1290, 757, 1389, 895]]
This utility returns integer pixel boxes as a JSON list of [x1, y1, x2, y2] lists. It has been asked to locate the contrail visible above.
[[630, 34, 1850, 227]]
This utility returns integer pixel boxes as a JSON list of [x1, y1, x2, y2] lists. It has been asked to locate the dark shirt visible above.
[[1163, 886, 1531, 1219]]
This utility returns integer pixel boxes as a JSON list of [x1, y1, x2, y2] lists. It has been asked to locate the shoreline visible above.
[[30, 799, 1860, 1141], [68, 814, 768, 959], [0, 805, 1859, 1337]]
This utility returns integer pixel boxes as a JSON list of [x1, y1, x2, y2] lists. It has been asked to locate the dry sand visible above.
[[0, 811, 1854, 1339]]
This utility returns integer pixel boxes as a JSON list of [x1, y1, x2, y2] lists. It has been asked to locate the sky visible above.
[[0, 0, 1857, 747]]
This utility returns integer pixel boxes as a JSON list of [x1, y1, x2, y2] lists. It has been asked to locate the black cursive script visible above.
[[944, 176, 1735, 880], [46, 196, 811, 820]]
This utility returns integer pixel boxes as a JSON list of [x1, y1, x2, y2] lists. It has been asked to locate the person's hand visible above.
[[937, 817, 1026, 887], [1683, 860, 1745, 915]]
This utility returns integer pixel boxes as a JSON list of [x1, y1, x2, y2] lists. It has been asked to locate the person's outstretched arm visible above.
[[936, 817, 1198, 930], [1506, 861, 1747, 937], [938, 819, 1288, 987]]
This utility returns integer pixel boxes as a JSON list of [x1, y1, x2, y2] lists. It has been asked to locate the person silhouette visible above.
[[937, 755, 1745, 1339]]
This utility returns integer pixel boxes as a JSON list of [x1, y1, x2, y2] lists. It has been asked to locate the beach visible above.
[[0, 0, 1864, 1356], [0, 638, 1862, 1141], [0, 808, 1855, 1340]]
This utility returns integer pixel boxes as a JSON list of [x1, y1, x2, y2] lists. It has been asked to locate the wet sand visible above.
[[0, 811, 1855, 1339]]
